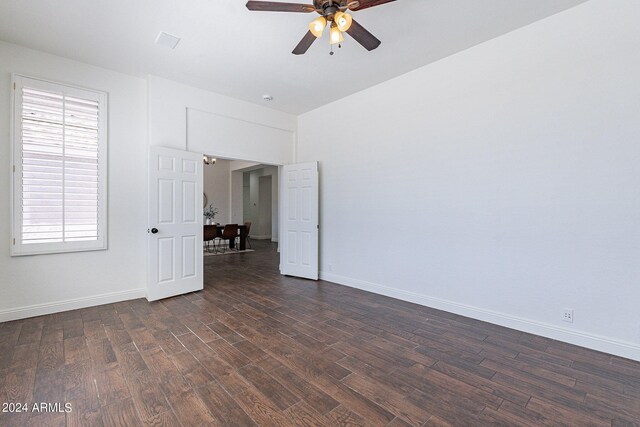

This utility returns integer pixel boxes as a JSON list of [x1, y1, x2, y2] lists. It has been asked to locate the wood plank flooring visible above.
[[1, 240, 640, 426]]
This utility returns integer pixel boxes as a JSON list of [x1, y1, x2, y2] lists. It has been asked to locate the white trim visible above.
[[319, 271, 640, 362], [0, 289, 146, 323], [188, 106, 294, 133]]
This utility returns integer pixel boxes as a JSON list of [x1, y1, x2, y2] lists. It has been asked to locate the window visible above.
[[11, 75, 108, 256]]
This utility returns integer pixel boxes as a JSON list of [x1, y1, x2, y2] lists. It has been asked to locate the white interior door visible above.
[[148, 146, 203, 301], [281, 161, 319, 280]]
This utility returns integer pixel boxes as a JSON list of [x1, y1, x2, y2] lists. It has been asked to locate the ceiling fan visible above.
[[246, 0, 396, 55]]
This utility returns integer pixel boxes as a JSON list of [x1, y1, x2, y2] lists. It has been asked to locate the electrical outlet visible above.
[[562, 308, 574, 323]]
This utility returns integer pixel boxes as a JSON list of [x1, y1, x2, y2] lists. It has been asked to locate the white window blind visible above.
[[12, 75, 108, 256]]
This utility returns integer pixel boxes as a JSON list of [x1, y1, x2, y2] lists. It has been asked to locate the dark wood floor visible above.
[[1, 241, 640, 426]]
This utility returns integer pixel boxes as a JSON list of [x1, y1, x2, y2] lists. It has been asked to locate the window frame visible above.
[[10, 74, 108, 256]]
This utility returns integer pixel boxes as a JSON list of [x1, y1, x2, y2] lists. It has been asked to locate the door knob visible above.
[[151, 228, 159, 234]]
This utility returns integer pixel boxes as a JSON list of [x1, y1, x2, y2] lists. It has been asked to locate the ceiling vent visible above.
[[155, 32, 181, 49]]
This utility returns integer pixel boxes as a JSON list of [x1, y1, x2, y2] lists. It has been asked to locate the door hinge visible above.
[[13, 165, 16, 173], [13, 238, 15, 245], [13, 82, 16, 90]]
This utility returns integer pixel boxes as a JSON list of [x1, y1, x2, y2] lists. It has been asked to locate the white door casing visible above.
[[281, 161, 319, 280], [148, 146, 203, 301]]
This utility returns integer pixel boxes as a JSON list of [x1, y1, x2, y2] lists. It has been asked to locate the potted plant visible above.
[[203, 204, 219, 225]]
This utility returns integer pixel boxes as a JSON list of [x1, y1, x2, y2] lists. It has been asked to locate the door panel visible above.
[[158, 180, 175, 223], [182, 181, 197, 223], [148, 146, 203, 301], [182, 235, 197, 278], [281, 162, 318, 280], [157, 237, 175, 283]]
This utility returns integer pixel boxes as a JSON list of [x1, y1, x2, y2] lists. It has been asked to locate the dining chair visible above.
[[216, 224, 239, 253], [203, 225, 218, 253]]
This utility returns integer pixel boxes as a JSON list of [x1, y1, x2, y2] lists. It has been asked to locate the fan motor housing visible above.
[[313, 0, 344, 8], [314, 0, 345, 17]]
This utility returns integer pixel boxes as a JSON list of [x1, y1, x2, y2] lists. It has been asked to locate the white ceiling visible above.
[[0, 0, 587, 114]]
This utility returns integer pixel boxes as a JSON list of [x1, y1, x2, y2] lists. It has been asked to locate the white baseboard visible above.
[[319, 271, 640, 362], [252, 235, 272, 240], [0, 288, 147, 323]]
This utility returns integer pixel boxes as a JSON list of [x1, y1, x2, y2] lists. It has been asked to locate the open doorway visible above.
[[147, 103, 316, 300], [202, 156, 281, 258], [147, 146, 318, 301]]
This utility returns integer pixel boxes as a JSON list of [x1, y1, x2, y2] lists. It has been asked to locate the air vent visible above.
[[155, 32, 181, 49]]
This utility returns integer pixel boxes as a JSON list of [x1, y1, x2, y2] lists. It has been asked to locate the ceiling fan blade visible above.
[[349, 0, 396, 11], [246, 1, 316, 13], [345, 19, 381, 51], [292, 30, 317, 55]]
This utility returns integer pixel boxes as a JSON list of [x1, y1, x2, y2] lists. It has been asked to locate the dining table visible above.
[[204, 224, 248, 250]]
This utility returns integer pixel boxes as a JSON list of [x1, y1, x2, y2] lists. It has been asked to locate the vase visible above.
[[205, 218, 212, 225]]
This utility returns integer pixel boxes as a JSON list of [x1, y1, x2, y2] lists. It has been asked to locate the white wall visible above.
[[203, 159, 231, 224], [244, 172, 257, 232], [269, 168, 279, 241], [0, 41, 148, 320], [147, 75, 296, 165], [231, 171, 244, 226], [230, 161, 260, 171], [297, 0, 640, 360], [258, 176, 273, 238]]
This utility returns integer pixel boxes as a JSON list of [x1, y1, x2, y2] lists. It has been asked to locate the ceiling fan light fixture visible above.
[[334, 12, 353, 32], [330, 25, 344, 45], [309, 16, 327, 38], [246, 0, 389, 55]]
